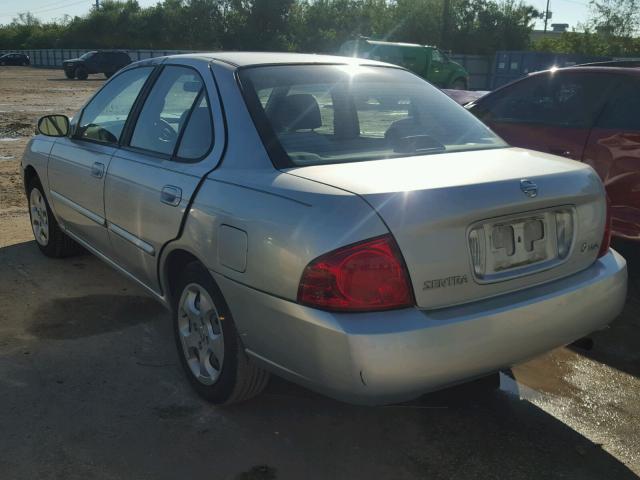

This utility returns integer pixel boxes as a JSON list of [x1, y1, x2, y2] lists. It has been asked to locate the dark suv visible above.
[[63, 50, 131, 80], [0, 53, 30, 66]]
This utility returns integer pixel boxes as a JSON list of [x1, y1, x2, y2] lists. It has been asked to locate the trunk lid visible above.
[[287, 147, 607, 309]]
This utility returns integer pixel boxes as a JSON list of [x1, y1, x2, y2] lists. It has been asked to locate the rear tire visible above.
[[75, 66, 88, 80], [173, 262, 270, 405], [27, 177, 78, 258], [450, 78, 467, 90]]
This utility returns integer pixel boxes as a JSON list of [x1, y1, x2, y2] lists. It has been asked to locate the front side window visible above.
[[130, 66, 206, 157], [77, 66, 152, 144], [239, 65, 505, 167]]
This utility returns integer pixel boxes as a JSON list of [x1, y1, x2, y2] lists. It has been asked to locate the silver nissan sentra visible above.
[[21, 52, 627, 405]]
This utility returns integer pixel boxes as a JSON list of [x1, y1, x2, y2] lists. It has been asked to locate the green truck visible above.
[[339, 38, 469, 89]]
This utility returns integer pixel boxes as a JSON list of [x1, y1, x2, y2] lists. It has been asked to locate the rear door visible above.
[[104, 61, 225, 293], [471, 71, 614, 161], [583, 76, 640, 239], [47, 66, 153, 255]]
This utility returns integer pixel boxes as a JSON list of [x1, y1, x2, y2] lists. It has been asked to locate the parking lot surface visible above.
[[1, 67, 639, 479]]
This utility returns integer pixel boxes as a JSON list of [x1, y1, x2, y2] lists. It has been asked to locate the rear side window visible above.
[[596, 78, 640, 131], [130, 66, 204, 156], [176, 94, 213, 159], [475, 72, 613, 128], [77, 66, 153, 144]]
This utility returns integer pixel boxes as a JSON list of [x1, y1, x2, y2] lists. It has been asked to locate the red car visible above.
[[467, 65, 640, 241]]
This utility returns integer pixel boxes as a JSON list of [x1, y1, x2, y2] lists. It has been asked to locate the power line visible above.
[[0, 0, 91, 19]]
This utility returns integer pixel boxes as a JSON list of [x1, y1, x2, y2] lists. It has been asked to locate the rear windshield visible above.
[[238, 64, 506, 167]]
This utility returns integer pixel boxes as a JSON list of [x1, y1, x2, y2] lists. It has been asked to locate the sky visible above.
[[528, 0, 592, 30], [0, 0, 591, 30], [0, 0, 158, 24]]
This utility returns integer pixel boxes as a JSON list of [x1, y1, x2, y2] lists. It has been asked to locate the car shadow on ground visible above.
[[567, 239, 640, 378], [0, 239, 637, 479], [46, 77, 105, 82]]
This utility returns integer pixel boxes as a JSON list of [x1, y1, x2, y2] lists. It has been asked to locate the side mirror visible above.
[[37, 115, 70, 137]]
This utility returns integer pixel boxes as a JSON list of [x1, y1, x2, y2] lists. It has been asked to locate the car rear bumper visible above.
[[213, 249, 627, 405]]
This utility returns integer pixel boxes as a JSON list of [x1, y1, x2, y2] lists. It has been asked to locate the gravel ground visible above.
[[0, 67, 638, 480]]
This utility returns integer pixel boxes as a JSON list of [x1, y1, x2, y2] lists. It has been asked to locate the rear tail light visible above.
[[598, 196, 612, 258], [297, 234, 414, 312]]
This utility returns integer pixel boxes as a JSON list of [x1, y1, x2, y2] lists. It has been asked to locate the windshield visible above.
[[79, 51, 96, 60], [238, 65, 506, 167]]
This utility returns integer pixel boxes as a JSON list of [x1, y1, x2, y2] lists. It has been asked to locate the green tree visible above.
[[588, 0, 640, 37]]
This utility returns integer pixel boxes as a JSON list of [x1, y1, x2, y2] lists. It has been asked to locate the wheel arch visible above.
[[160, 246, 211, 308], [23, 164, 39, 191], [450, 75, 468, 89]]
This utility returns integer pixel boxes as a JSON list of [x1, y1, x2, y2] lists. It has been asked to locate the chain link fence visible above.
[[0, 48, 494, 90]]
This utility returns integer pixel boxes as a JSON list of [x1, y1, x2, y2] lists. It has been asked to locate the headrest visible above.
[[270, 94, 322, 132]]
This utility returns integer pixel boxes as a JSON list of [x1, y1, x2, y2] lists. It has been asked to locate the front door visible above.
[[104, 62, 223, 293], [428, 49, 449, 87], [47, 66, 153, 254]]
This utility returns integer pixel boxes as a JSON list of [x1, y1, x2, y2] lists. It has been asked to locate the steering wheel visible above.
[[81, 123, 118, 144], [156, 118, 178, 144]]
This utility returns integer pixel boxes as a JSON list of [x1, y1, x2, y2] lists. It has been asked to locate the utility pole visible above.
[[544, 0, 550, 33], [441, 0, 452, 48]]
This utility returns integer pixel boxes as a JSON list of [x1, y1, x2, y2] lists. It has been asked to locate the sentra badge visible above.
[[423, 275, 468, 290]]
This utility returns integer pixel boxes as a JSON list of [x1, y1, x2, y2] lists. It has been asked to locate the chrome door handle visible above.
[[160, 185, 182, 206], [91, 162, 105, 178]]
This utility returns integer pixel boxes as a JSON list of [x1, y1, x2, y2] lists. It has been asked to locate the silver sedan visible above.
[[21, 53, 627, 405]]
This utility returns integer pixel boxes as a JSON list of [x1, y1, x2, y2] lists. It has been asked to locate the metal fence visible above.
[[0, 48, 201, 67], [1, 48, 495, 90], [449, 54, 492, 90]]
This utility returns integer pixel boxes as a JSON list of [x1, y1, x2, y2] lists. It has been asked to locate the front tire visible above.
[[27, 178, 78, 258], [64, 69, 75, 79], [173, 262, 269, 405], [75, 66, 88, 80]]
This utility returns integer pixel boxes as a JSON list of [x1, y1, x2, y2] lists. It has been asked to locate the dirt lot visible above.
[[1, 67, 639, 479], [0, 67, 101, 246]]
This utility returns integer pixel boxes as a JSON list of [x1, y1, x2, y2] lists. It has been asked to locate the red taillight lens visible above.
[[598, 196, 612, 258], [297, 234, 414, 312]]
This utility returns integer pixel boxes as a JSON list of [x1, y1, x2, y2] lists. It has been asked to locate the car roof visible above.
[[531, 65, 640, 77], [166, 51, 397, 68]]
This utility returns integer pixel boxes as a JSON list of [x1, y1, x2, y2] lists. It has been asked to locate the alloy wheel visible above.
[[177, 283, 225, 385], [29, 188, 49, 246]]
